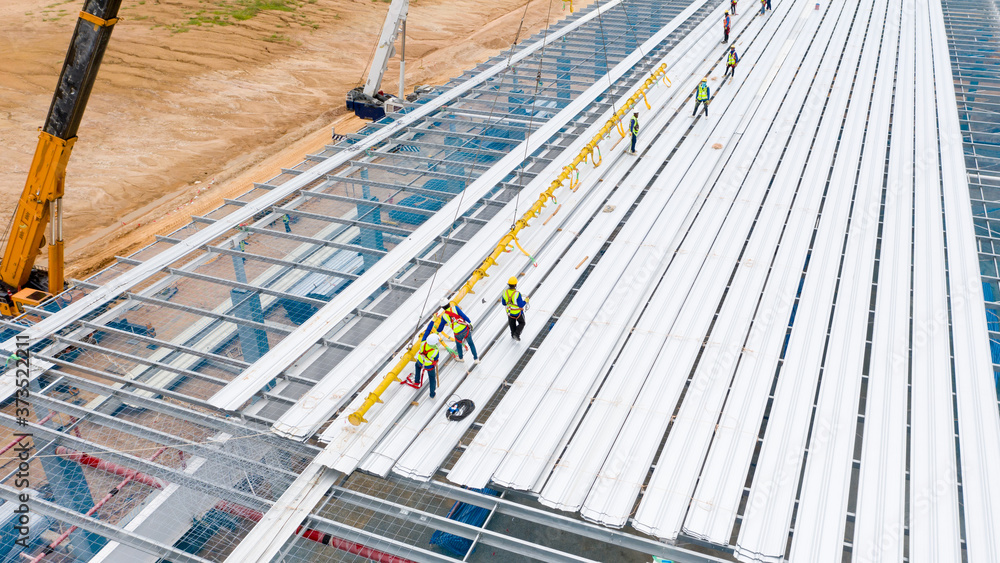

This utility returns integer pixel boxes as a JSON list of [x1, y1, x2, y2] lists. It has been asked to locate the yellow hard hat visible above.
[[508, 276, 518, 286]]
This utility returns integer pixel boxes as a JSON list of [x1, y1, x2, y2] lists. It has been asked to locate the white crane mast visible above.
[[363, 0, 409, 99]]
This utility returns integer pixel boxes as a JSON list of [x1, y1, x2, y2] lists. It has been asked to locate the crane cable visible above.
[[407, 0, 548, 354], [356, 6, 389, 88], [1, 209, 15, 255], [618, 0, 646, 59], [594, 0, 619, 118], [594, 0, 642, 134], [508, 0, 555, 267]]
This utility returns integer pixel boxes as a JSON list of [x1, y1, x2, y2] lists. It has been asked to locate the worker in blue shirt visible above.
[[724, 46, 740, 79], [629, 112, 639, 154], [501, 277, 529, 341], [693, 78, 711, 117], [424, 298, 479, 363]]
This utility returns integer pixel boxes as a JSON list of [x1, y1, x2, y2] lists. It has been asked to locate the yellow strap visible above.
[[590, 144, 602, 167], [663, 74, 672, 87], [643, 92, 651, 110], [79, 11, 118, 28], [616, 121, 626, 137], [513, 237, 533, 258]]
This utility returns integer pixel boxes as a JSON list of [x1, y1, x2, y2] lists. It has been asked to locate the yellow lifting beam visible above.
[[348, 62, 669, 425]]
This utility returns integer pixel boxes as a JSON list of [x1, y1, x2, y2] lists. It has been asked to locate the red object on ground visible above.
[[31, 447, 168, 563], [298, 528, 417, 563], [55, 446, 166, 489], [215, 501, 417, 563], [46, 450, 416, 563]]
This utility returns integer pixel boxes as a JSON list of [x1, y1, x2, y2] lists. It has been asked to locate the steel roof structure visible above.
[[1, 0, 999, 562]]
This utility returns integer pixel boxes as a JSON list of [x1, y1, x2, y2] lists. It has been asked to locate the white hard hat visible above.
[[426, 334, 440, 346], [439, 298, 450, 309]]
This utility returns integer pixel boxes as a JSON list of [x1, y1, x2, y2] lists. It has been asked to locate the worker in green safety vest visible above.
[[629, 112, 639, 154], [724, 46, 740, 79], [693, 78, 711, 117], [501, 277, 529, 341], [409, 333, 441, 398], [425, 298, 480, 363]]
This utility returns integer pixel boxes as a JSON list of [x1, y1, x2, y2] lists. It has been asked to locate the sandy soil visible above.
[[0, 0, 591, 279]]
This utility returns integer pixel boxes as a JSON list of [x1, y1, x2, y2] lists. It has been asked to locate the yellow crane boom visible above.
[[1, 0, 122, 316]]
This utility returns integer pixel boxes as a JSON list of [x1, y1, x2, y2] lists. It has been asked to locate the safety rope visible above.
[[616, 0, 646, 59], [593, 0, 619, 119], [595, 0, 652, 137], [511, 0, 556, 241], [446, 398, 476, 421]]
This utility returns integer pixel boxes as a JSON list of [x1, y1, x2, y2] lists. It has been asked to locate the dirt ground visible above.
[[0, 0, 591, 280]]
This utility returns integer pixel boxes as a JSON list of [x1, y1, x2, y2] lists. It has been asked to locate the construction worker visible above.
[[629, 112, 639, 154], [3, 352, 21, 370], [724, 46, 740, 79], [723, 11, 731, 43], [411, 333, 441, 398], [760, 0, 766, 15], [281, 214, 291, 233], [501, 277, 528, 341], [731, 0, 737, 15], [766, 0, 771, 10], [693, 78, 711, 117], [425, 298, 479, 363]]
